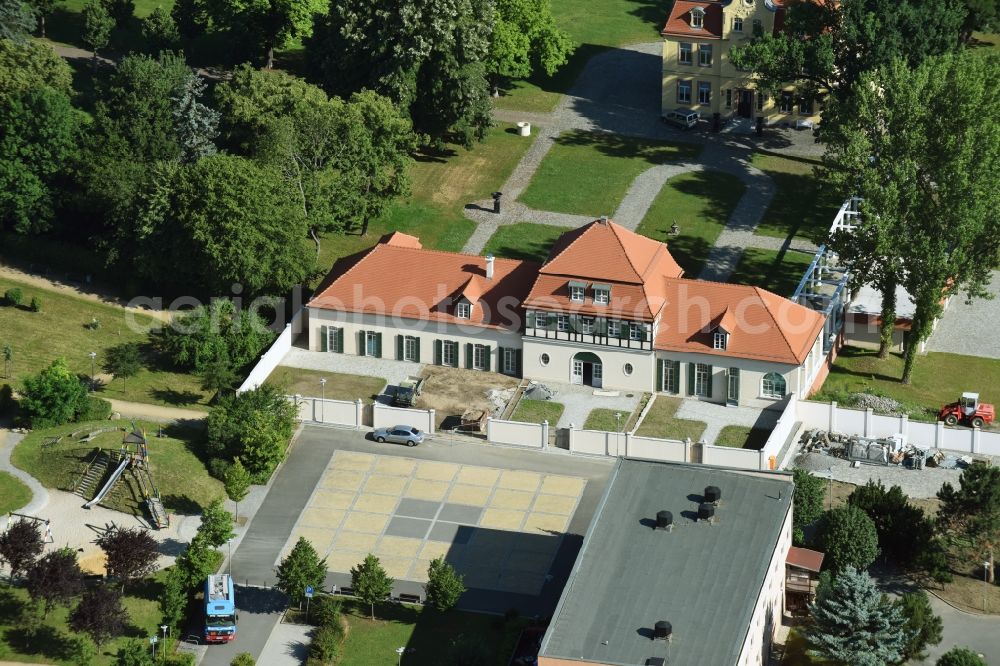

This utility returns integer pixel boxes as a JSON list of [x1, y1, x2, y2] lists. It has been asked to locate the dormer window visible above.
[[691, 6, 704, 29], [713, 331, 728, 350], [456, 301, 471, 319], [569, 281, 586, 302], [593, 284, 610, 305]]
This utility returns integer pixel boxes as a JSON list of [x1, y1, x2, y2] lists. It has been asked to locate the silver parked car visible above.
[[372, 425, 424, 446]]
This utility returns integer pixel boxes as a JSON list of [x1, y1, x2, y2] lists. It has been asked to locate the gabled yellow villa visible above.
[[660, 0, 824, 126]]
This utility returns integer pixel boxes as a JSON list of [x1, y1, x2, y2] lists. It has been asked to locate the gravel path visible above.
[[0, 429, 47, 527], [793, 451, 982, 499], [926, 270, 1000, 358], [107, 398, 207, 422], [541, 381, 641, 429], [281, 346, 412, 389]]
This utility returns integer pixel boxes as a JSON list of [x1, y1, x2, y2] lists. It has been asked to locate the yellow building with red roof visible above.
[[307, 218, 828, 407], [660, 0, 824, 126]]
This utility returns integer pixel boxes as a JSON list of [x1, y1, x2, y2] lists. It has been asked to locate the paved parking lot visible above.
[[282, 451, 586, 596]]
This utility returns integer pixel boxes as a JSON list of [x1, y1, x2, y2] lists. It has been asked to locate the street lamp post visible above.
[[88, 351, 97, 390], [228, 539, 233, 577], [985, 561, 991, 612], [615, 412, 623, 455], [320, 378, 327, 423], [160, 625, 168, 664], [827, 467, 834, 510], [396, 647, 405, 666]]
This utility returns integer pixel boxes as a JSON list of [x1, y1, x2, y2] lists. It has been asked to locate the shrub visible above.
[[19, 358, 88, 428], [86, 317, 101, 330], [78, 396, 112, 421], [29, 296, 41, 312], [308, 623, 344, 663], [230, 654, 255, 666], [311, 595, 342, 628], [4, 288, 23, 306], [206, 384, 295, 482]]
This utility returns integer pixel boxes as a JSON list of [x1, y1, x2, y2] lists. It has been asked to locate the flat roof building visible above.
[[538, 459, 793, 666]]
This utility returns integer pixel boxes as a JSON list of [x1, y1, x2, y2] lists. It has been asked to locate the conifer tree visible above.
[[172, 73, 219, 163]]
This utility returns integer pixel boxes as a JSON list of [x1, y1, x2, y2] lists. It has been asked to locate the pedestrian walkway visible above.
[[107, 399, 207, 423], [0, 429, 48, 528], [673, 399, 777, 445], [256, 621, 312, 666]]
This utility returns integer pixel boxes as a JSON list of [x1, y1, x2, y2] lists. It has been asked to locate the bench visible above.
[[335, 586, 355, 597], [397, 593, 421, 604]]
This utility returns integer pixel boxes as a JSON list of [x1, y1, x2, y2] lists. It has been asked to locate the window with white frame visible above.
[[442, 340, 457, 367], [694, 363, 711, 396], [608, 320, 620, 337], [698, 44, 712, 66], [404, 335, 418, 361], [557, 315, 569, 332], [779, 92, 793, 113], [624, 363, 634, 376], [697, 81, 711, 105], [662, 360, 680, 393], [678, 42, 692, 65], [713, 331, 728, 350], [473, 344, 489, 370], [762, 372, 786, 398], [456, 301, 471, 319], [569, 284, 585, 302], [593, 287, 609, 304], [677, 80, 692, 104], [691, 6, 704, 29], [503, 348, 517, 374], [629, 323, 642, 341], [733, 16, 743, 31], [757, 92, 765, 111], [798, 96, 813, 115], [327, 327, 342, 353], [581, 317, 595, 334]]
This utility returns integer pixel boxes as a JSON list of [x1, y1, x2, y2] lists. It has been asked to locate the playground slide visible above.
[[84, 457, 130, 509]]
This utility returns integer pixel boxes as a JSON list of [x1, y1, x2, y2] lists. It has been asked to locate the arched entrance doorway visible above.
[[571, 352, 603, 388]]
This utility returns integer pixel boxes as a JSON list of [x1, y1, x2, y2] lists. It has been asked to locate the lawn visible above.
[[713, 425, 771, 450], [511, 399, 565, 425], [812, 347, 1000, 424], [633, 396, 706, 441], [337, 599, 522, 666], [11, 419, 223, 516], [583, 408, 630, 431], [519, 131, 702, 217], [482, 223, 566, 263], [315, 123, 533, 278], [0, 277, 212, 410], [0, 571, 178, 666], [0, 471, 32, 514], [727, 247, 815, 297], [636, 171, 746, 276], [750, 153, 842, 246], [265, 367, 386, 403]]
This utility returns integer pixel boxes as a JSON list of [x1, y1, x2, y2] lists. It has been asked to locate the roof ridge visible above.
[[315, 244, 382, 295], [608, 222, 645, 282], [540, 220, 596, 270], [752, 286, 801, 361], [379, 243, 538, 267]]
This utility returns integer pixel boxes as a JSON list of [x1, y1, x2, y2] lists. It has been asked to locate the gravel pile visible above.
[[487, 387, 516, 415], [851, 392, 903, 415]]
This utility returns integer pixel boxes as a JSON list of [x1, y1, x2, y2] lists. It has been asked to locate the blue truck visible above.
[[204, 574, 236, 643]]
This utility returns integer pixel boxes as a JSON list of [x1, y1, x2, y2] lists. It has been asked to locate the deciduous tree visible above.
[[487, 0, 571, 95], [198, 498, 235, 547], [103, 342, 141, 393], [158, 565, 187, 631], [19, 357, 88, 427], [938, 464, 1000, 583], [351, 553, 392, 620], [206, 384, 296, 481], [424, 557, 465, 611], [0, 518, 44, 579], [224, 457, 251, 522], [813, 504, 879, 574], [96, 526, 159, 590], [0, 39, 72, 98], [805, 567, 907, 665], [275, 537, 326, 608], [140, 7, 180, 54], [25, 0, 58, 37], [792, 468, 825, 544], [26, 548, 84, 616], [70, 585, 129, 648], [176, 535, 221, 588], [208, 0, 324, 68], [115, 639, 154, 665], [159, 299, 273, 374], [82, 0, 114, 62]]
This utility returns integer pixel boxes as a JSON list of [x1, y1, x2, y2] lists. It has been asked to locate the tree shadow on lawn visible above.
[[4, 624, 80, 662], [625, 0, 675, 30], [662, 234, 712, 276], [670, 171, 746, 222], [824, 348, 904, 384], [496, 44, 609, 100], [0, 587, 22, 623], [149, 388, 204, 407], [553, 129, 701, 165], [486, 239, 557, 263]]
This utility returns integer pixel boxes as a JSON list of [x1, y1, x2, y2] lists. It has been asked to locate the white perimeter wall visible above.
[[486, 418, 547, 448], [238, 308, 304, 393], [796, 400, 1000, 456]]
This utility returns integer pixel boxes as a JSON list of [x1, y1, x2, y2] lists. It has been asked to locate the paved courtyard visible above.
[[926, 270, 1000, 359], [281, 450, 586, 597]]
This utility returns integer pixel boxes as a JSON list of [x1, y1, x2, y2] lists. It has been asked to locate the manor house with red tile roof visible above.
[[307, 218, 828, 407]]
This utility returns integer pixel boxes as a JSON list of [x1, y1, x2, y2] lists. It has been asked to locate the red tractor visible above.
[[938, 392, 995, 428]]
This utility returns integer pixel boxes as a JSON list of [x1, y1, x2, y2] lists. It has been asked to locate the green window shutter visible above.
[[358, 330, 366, 356], [465, 343, 473, 369], [498, 347, 506, 373], [320, 325, 328, 352], [396, 334, 404, 360], [657, 359, 664, 391], [451, 341, 460, 367], [687, 362, 696, 395], [569, 315, 580, 333], [483, 346, 491, 372], [414, 338, 421, 363], [706, 365, 713, 397], [526, 311, 534, 328], [547, 313, 556, 330], [434, 339, 442, 365], [336, 328, 344, 353], [597, 318, 607, 336], [672, 361, 680, 393], [375, 333, 382, 358], [620, 322, 629, 340], [516, 349, 522, 376]]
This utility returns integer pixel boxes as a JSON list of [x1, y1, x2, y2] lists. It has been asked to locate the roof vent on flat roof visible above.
[[646, 658, 666, 666], [698, 502, 716, 521], [655, 510, 673, 531], [653, 621, 672, 641], [704, 485, 721, 504]]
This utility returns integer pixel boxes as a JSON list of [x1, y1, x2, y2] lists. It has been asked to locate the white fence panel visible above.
[[837, 408, 867, 435], [760, 396, 797, 465], [372, 404, 435, 434], [797, 400, 833, 429], [869, 413, 907, 439], [629, 435, 686, 462], [238, 309, 303, 393], [702, 445, 762, 470], [487, 419, 545, 448], [571, 429, 611, 456], [940, 426, 974, 454]]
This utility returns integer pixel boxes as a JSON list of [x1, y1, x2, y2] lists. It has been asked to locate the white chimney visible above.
[[485, 254, 495, 280], [599, 215, 609, 225]]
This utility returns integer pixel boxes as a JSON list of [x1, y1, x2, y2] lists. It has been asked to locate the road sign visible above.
[[149, 636, 158, 644], [305, 586, 314, 598]]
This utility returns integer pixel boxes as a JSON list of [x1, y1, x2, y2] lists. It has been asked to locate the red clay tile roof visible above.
[[308, 240, 539, 330], [379, 231, 423, 248], [654, 278, 825, 364], [661, 0, 724, 39], [786, 546, 824, 572], [525, 219, 684, 321]]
